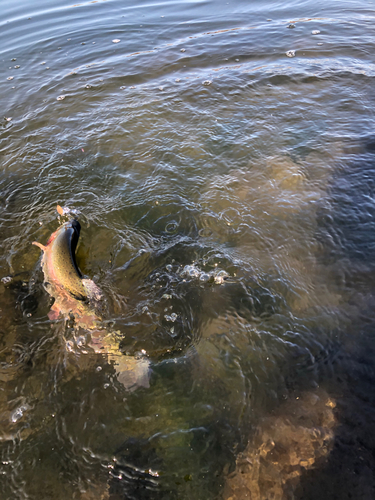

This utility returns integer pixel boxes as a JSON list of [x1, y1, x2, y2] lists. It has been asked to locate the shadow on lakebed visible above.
[[294, 144, 375, 500], [223, 140, 375, 500]]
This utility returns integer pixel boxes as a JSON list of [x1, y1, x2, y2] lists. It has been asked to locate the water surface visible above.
[[2, 0, 375, 498]]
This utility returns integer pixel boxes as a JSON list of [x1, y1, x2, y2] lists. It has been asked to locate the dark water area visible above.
[[2, 0, 375, 498]]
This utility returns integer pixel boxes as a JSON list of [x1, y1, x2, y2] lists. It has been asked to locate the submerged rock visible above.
[[223, 389, 336, 500]]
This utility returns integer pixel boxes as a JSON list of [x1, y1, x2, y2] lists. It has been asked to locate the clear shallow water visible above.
[[2, 0, 375, 498]]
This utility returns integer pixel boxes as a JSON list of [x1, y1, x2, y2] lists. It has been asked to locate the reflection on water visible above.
[[2, 0, 375, 498]]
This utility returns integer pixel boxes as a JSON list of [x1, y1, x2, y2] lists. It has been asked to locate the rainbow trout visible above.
[[32, 215, 102, 328], [33, 206, 150, 390]]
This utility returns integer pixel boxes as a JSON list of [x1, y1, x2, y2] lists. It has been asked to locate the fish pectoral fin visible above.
[[32, 241, 46, 251], [48, 303, 61, 320]]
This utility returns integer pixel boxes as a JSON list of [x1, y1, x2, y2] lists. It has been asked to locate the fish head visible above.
[[46, 219, 80, 247]]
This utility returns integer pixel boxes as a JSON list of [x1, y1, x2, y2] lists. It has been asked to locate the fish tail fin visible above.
[[32, 241, 46, 251], [88, 330, 150, 391], [56, 205, 64, 215]]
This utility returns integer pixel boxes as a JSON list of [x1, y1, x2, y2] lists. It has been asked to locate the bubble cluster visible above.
[[165, 312, 178, 322], [11, 405, 29, 423], [180, 264, 229, 284]]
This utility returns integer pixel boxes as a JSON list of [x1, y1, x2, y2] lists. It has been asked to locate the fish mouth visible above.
[[68, 219, 81, 237], [64, 219, 84, 285], [67, 219, 81, 271]]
